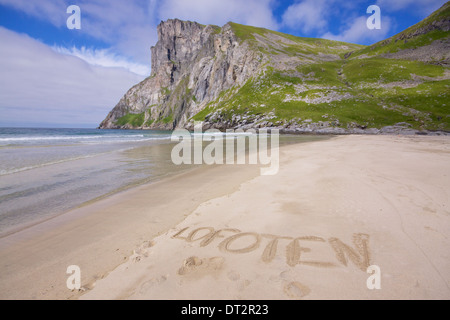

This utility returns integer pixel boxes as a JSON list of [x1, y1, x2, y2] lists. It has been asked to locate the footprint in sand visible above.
[[178, 256, 225, 276], [284, 281, 310, 299], [226, 270, 252, 291], [227, 270, 240, 281], [139, 275, 167, 294], [237, 279, 251, 292], [133, 240, 156, 261]]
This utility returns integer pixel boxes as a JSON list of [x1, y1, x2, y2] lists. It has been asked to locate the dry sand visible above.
[[0, 162, 261, 299], [81, 135, 450, 300], [1, 135, 449, 299]]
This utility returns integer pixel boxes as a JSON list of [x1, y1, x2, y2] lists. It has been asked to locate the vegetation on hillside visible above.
[[116, 3, 449, 132]]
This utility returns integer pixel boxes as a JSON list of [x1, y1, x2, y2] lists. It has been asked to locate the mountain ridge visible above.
[[99, 2, 450, 134]]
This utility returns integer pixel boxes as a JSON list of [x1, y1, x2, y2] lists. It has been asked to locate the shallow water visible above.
[[0, 127, 328, 236]]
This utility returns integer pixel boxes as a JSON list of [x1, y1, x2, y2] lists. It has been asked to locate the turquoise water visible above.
[[0, 128, 174, 174], [0, 128, 184, 235], [0, 128, 326, 237]]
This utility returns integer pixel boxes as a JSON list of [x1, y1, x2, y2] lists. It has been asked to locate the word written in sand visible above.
[[172, 226, 371, 271]]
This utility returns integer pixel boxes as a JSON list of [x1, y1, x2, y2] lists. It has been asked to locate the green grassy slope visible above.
[[193, 58, 449, 131], [114, 3, 449, 132], [351, 2, 450, 58], [228, 22, 364, 59], [190, 5, 450, 132]]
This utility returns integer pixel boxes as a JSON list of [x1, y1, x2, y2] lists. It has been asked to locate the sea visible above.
[[0, 127, 325, 237]]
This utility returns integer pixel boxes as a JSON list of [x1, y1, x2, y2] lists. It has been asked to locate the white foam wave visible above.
[[0, 134, 146, 142], [0, 147, 134, 176], [81, 136, 171, 144]]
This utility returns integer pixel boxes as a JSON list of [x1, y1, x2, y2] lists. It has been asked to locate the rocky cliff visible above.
[[100, 2, 450, 134], [99, 19, 266, 130]]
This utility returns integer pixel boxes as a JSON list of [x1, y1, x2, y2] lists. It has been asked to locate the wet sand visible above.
[[82, 135, 450, 300], [0, 162, 261, 299], [1, 135, 449, 299]]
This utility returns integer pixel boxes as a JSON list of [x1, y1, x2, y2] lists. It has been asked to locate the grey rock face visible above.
[[99, 19, 265, 130], [99, 17, 449, 136], [381, 38, 450, 65]]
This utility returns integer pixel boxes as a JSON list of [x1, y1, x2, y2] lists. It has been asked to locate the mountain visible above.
[[99, 3, 450, 134], [350, 2, 450, 63]]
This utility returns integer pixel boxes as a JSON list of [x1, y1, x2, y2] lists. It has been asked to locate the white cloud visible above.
[[157, 0, 279, 30], [376, 0, 447, 15], [53, 46, 150, 76], [322, 15, 391, 44], [0, 0, 69, 27], [78, 0, 158, 63], [281, 0, 329, 33], [0, 27, 144, 127], [0, 0, 158, 65]]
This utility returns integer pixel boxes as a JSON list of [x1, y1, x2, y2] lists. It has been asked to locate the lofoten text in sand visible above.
[[172, 226, 371, 271]]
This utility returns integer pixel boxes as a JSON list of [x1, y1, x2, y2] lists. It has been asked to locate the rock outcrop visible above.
[[99, 19, 266, 130], [99, 3, 449, 134]]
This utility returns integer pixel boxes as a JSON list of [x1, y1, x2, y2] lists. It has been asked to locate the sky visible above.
[[0, 0, 447, 128]]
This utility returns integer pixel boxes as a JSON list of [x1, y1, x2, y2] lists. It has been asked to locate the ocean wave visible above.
[[81, 136, 172, 144], [0, 148, 133, 176], [190, 132, 255, 137], [0, 134, 146, 142]]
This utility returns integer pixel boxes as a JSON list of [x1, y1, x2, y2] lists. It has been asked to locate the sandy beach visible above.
[[1, 135, 449, 299]]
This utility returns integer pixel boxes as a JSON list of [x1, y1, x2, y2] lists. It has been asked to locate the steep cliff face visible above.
[[99, 19, 266, 130], [100, 3, 450, 134]]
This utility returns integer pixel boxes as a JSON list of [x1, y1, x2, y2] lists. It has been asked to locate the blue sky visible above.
[[0, 0, 447, 128]]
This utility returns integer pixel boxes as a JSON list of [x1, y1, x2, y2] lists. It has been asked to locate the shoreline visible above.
[[99, 126, 450, 136], [0, 133, 317, 239], [1, 135, 449, 299], [82, 134, 450, 299], [0, 147, 268, 299], [0, 163, 199, 240]]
